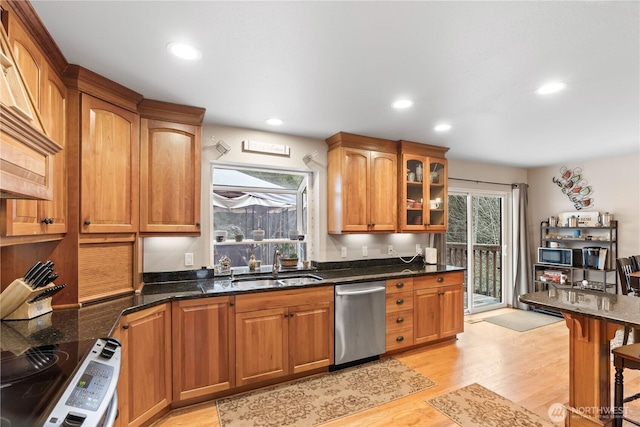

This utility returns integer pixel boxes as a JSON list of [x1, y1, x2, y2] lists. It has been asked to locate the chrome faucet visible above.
[[272, 249, 281, 278]]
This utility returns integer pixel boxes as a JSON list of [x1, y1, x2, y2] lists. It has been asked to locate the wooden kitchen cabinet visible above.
[[172, 296, 234, 402], [80, 93, 139, 233], [139, 99, 204, 235], [0, 19, 63, 228], [414, 272, 464, 345], [399, 140, 449, 232], [289, 301, 333, 374], [235, 287, 334, 386], [112, 303, 172, 427], [326, 132, 397, 233], [2, 51, 67, 237], [385, 278, 414, 351]]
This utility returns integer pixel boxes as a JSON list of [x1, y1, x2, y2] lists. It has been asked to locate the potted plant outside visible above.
[[252, 229, 265, 241], [278, 243, 298, 268], [230, 225, 244, 242]]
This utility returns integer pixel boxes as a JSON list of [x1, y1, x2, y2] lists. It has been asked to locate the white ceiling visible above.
[[31, 1, 639, 168]]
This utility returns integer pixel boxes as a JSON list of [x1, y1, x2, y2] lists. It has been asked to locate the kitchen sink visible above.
[[235, 278, 280, 288], [276, 275, 322, 286], [201, 273, 323, 294], [233, 273, 322, 288]]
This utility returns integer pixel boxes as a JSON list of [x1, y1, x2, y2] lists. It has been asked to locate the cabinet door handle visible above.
[[396, 317, 404, 323], [122, 324, 129, 329], [396, 336, 404, 342], [396, 298, 404, 305], [438, 291, 445, 296], [48, 218, 54, 224], [84, 219, 91, 226], [396, 282, 404, 289], [437, 277, 444, 283], [196, 222, 201, 227], [229, 301, 234, 306]]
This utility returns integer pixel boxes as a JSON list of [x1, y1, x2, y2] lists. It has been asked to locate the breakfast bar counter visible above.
[[520, 288, 640, 427]]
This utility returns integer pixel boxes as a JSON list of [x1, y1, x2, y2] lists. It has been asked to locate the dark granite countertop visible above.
[[520, 288, 640, 328], [0, 261, 464, 353]]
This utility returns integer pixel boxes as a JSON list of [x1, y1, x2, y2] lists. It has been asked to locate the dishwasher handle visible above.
[[335, 286, 386, 296]]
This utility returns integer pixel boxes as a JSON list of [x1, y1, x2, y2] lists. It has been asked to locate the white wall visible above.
[[527, 152, 640, 259]]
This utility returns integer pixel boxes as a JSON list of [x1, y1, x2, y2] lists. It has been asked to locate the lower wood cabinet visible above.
[[235, 287, 334, 387], [384, 272, 464, 353], [385, 278, 415, 351], [112, 303, 172, 427], [171, 296, 235, 401], [414, 273, 464, 345]]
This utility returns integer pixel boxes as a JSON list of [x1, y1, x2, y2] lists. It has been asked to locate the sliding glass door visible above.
[[447, 191, 508, 313]]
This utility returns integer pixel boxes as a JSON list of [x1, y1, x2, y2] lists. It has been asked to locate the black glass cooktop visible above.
[[0, 339, 94, 427]]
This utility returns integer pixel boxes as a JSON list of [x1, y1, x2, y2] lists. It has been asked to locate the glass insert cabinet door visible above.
[[400, 154, 447, 232], [428, 159, 447, 230]]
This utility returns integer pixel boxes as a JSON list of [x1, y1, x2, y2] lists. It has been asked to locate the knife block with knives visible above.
[[0, 260, 65, 321]]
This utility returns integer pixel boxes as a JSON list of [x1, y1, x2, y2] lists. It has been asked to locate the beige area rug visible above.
[[216, 357, 436, 427], [427, 383, 555, 427], [483, 310, 562, 332]]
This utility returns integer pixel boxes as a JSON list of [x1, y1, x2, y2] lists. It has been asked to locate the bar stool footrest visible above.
[[623, 392, 640, 404]]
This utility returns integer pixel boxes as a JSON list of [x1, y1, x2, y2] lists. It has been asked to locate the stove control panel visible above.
[[43, 338, 121, 426]]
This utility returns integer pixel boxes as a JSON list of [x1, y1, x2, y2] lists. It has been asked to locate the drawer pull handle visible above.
[[437, 277, 444, 283], [396, 336, 404, 342], [396, 298, 404, 305], [84, 219, 91, 226], [438, 291, 445, 296], [396, 317, 404, 323], [122, 324, 129, 330], [396, 282, 404, 288]]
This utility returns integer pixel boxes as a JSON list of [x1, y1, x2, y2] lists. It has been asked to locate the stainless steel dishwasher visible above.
[[334, 281, 386, 367]]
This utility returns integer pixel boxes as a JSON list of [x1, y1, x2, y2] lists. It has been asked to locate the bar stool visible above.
[[612, 342, 640, 427]]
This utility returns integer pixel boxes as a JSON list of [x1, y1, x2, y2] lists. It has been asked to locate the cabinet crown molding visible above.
[[63, 64, 143, 112], [138, 98, 205, 125]]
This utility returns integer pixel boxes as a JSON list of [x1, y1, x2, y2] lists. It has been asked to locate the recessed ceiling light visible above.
[[392, 99, 414, 109], [434, 123, 452, 132], [265, 118, 283, 126], [535, 81, 567, 95], [167, 42, 202, 60]]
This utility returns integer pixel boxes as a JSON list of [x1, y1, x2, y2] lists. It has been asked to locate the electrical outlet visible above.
[[388, 245, 394, 255], [185, 253, 194, 266], [416, 244, 422, 255], [362, 246, 368, 257], [341, 247, 347, 258]]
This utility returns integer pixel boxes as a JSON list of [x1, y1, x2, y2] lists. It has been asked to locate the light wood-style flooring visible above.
[[152, 308, 640, 426]]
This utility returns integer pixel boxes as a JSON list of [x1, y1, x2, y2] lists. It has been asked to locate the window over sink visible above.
[[211, 164, 310, 269]]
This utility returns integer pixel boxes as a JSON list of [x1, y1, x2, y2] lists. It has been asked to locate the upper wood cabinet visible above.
[[138, 99, 204, 235], [326, 132, 397, 233], [399, 140, 449, 232], [80, 93, 139, 233], [0, 22, 61, 201], [1, 19, 67, 237]]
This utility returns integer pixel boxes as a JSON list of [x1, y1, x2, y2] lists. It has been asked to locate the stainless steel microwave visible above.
[[538, 247, 583, 267]]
